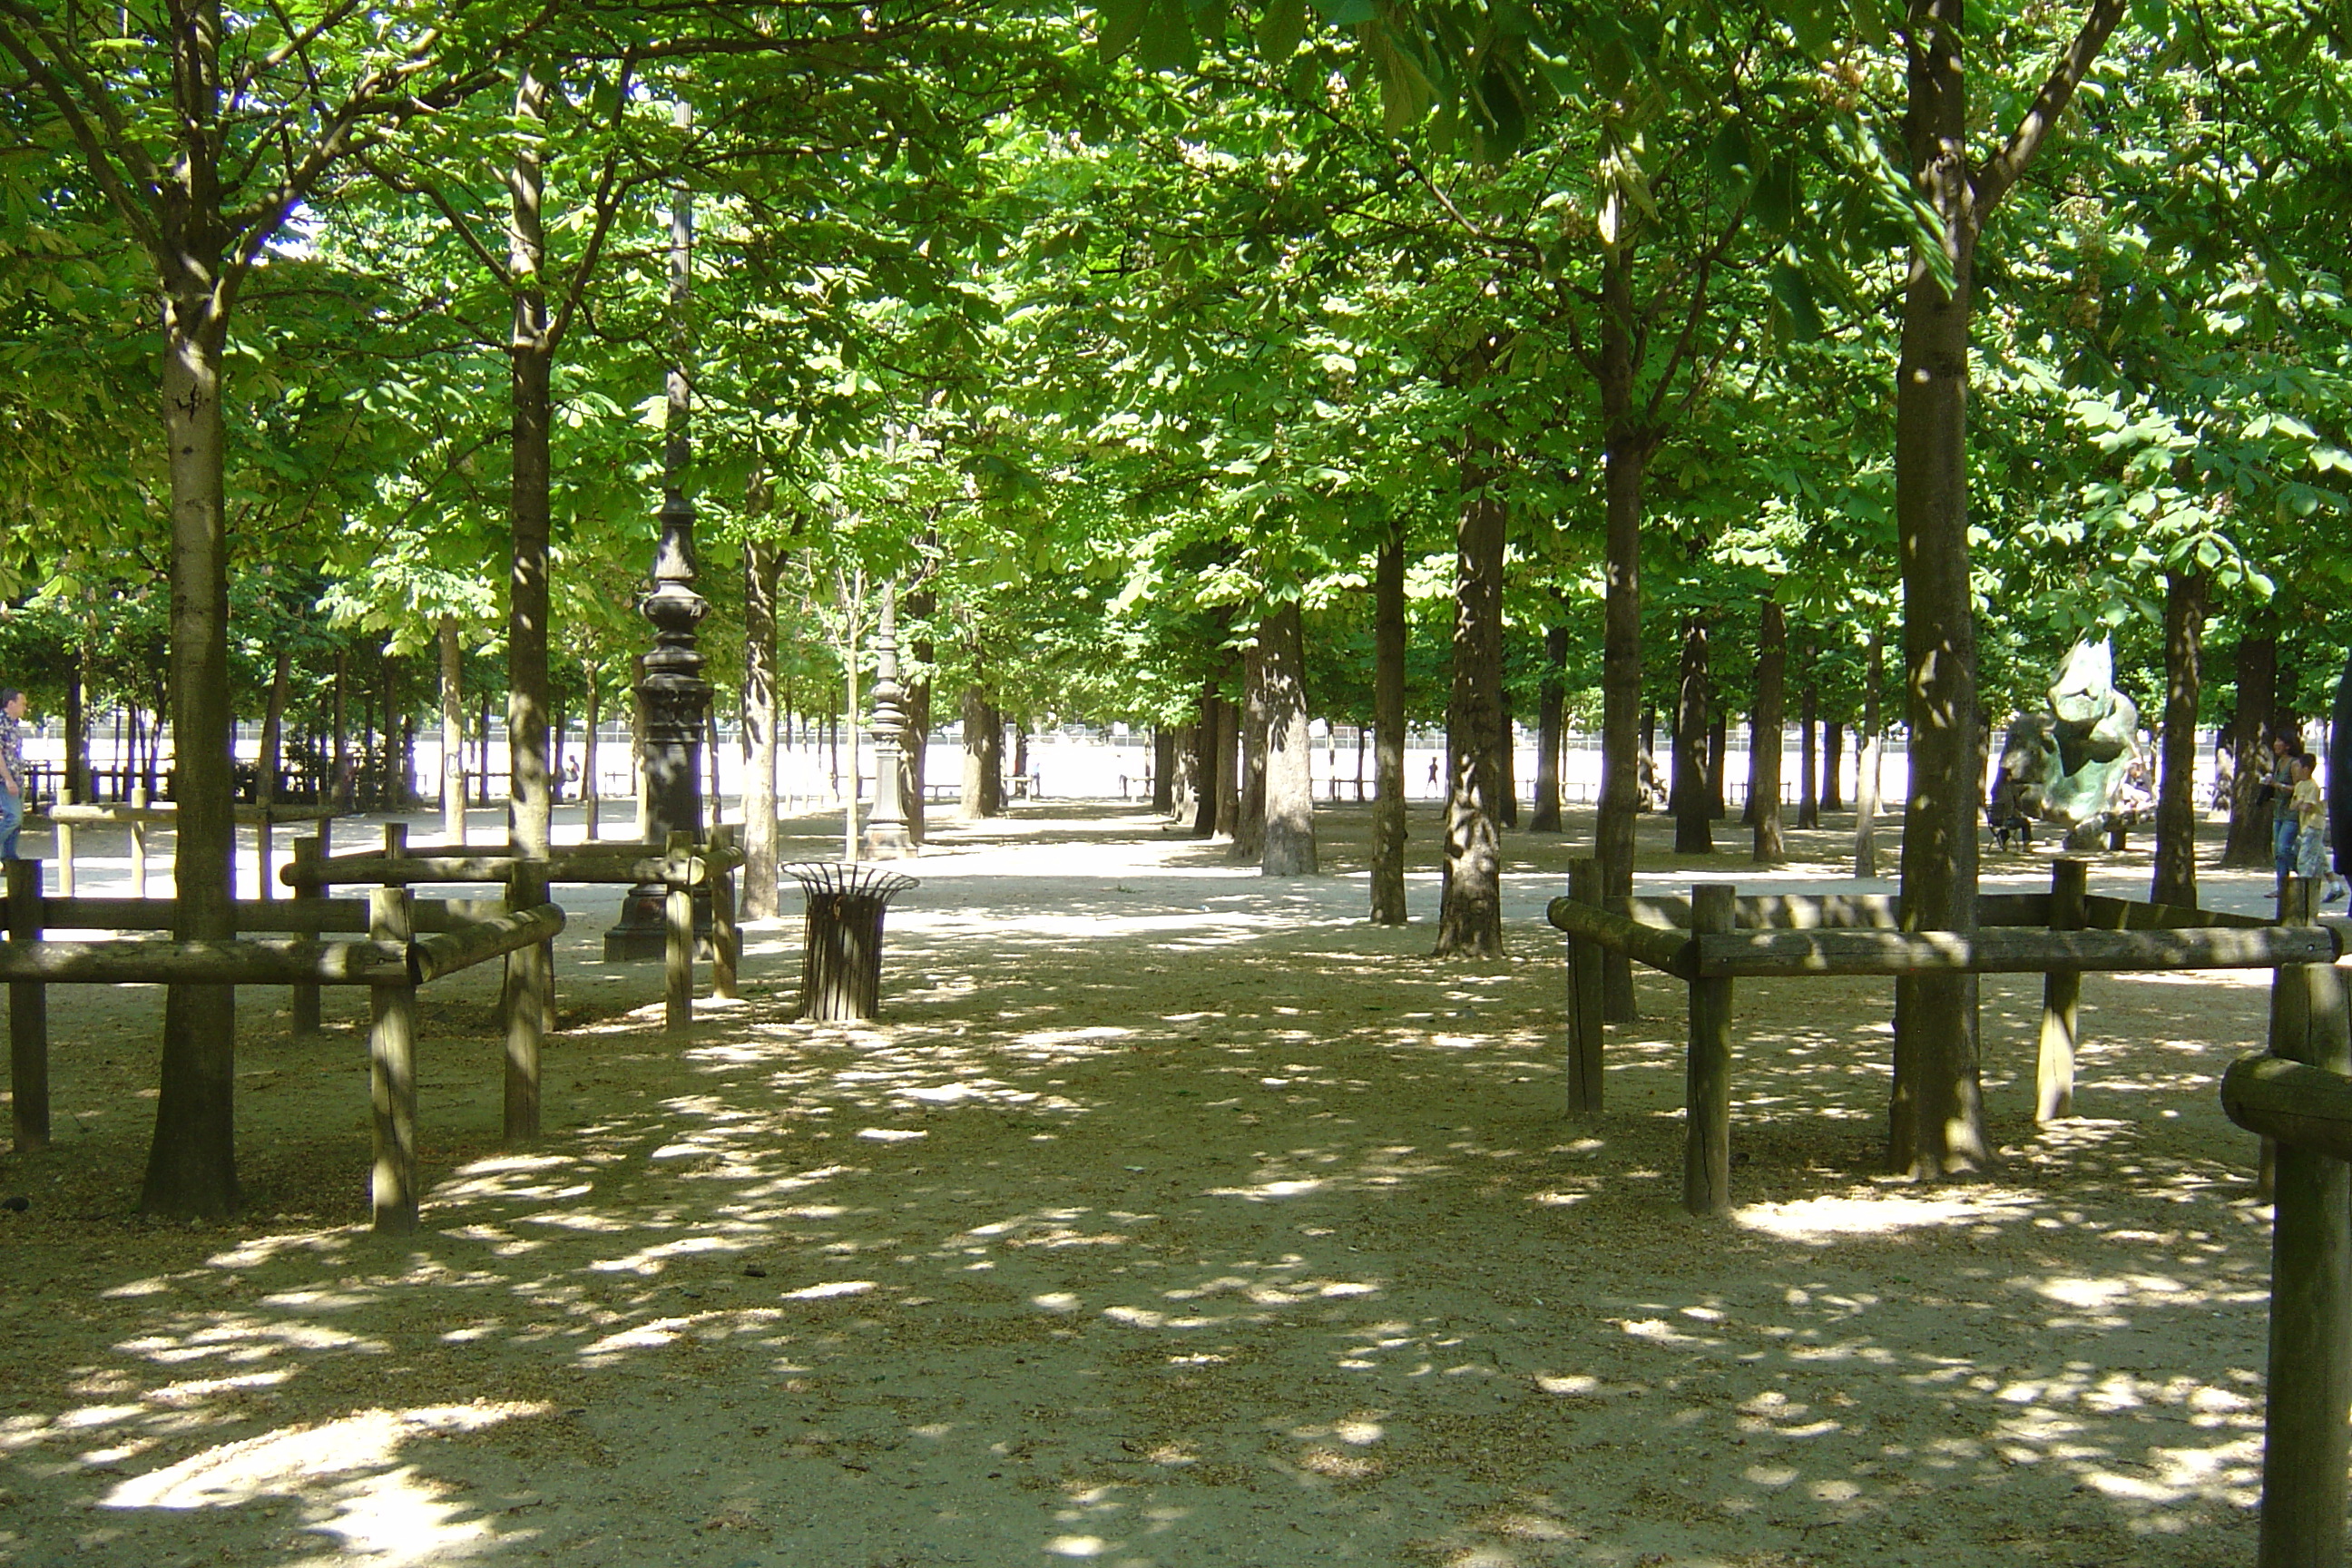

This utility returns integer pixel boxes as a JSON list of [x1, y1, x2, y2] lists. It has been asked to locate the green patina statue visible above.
[[1990, 640, 2151, 850]]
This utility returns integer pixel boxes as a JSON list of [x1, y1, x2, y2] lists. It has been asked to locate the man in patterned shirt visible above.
[[0, 687, 24, 861]]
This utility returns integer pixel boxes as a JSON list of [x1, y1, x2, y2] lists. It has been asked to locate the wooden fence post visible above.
[[128, 783, 148, 897], [503, 861, 545, 1142], [368, 886, 420, 1235], [2037, 858, 2087, 1122], [665, 828, 693, 1036], [7, 859, 48, 1152], [289, 836, 323, 1035], [54, 787, 74, 897], [384, 821, 407, 859], [710, 823, 740, 1003], [1567, 858, 1605, 1112], [1684, 883, 1736, 1218], [2258, 876, 2352, 1568]]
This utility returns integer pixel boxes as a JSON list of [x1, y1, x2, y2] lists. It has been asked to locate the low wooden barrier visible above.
[[4, 858, 563, 1233], [1551, 858, 2344, 1218], [279, 822, 743, 1037], [41, 788, 338, 898], [2217, 880, 2351, 1568]]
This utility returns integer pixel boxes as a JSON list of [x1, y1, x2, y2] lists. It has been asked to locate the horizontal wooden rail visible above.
[[410, 904, 565, 985], [281, 847, 742, 890], [1691, 922, 2339, 979], [1545, 897, 1696, 979], [1611, 891, 2050, 932], [42, 896, 495, 935], [2221, 1055, 2352, 1162], [0, 936, 409, 985], [43, 802, 336, 826], [2082, 894, 2271, 932]]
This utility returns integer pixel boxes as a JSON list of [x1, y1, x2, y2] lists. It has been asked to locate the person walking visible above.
[[0, 687, 24, 861]]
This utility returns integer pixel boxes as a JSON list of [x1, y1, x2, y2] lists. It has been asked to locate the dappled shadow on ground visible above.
[[0, 803, 2287, 1566]]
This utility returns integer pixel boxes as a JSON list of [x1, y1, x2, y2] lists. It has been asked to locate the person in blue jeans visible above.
[[0, 687, 24, 861]]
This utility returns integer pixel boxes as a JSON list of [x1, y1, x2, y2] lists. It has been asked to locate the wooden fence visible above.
[[5, 858, 562, 1234], [1549, 857, 2337, 1217], [278, 821, 744, 1037]]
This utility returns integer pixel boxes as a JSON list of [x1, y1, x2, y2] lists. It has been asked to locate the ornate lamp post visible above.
[[605, 120, 709, 959], [863, 581, 914, 859]]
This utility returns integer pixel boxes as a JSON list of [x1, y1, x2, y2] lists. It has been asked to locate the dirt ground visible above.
[[0, 799, 2304, 1567]]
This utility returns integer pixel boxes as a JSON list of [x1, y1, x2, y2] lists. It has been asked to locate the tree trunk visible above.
[[1496, 687, 1519, 828], [141, 221, 240, 1218], [1213, 691, 1242, 839], [632, 652, 652, 839], [742, 539, 780, 918], [260, 648, 289, 810], [439, 616, 467, 843], [331, 650, 350, 809], [1594, 319, 1653, 1011], [1752, 597, 1786, 864], [1232, 634, 1269, 862], [582, 671, 603, 841], [1191, 681, 1220, 837], [1798, 684, 1820, 828], [903, 575, 935, 847], [1822, 719, 1845, 813], [1889, 0, 1984, 1179], [1261, 600, 1317, 876], [2224, 633, 2278, 867], [1856, 632, 1887, 878], [1530, 622, 1568, 833], [2151, 569, 2207, 906], [1371, 520, 1409, 924], [1706, 710, 1729, 821], [1435, 445, 1507, 957], [1672, 617, 1713, 854], [64, 649, 86, 802], [2333, 658, 2352, 890], [1151, 729, 1174, 812], [505, 70, 554, 867]]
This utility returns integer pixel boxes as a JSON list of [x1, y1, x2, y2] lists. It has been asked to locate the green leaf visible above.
[[1258, 0, 1308, 64], [1139, 0, 1200, 72], [1769, 257, 1826, 340], [1096, 0, 1151, 64]]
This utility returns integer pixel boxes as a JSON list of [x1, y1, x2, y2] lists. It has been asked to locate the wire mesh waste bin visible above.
[[781, 862, 918, 1023]]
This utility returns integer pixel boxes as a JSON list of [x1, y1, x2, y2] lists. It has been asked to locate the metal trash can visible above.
[[780, 862, 918, 1022]]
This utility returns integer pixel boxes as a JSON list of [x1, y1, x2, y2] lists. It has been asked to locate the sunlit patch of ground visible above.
[[0, 802, 2289, 1565]]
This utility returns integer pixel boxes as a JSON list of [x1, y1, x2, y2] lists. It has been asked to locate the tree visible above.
[[1886, 0, 2127, 1179]]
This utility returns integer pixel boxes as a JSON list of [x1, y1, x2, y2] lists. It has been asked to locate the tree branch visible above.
[[1971, 0, 2130, 213]]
